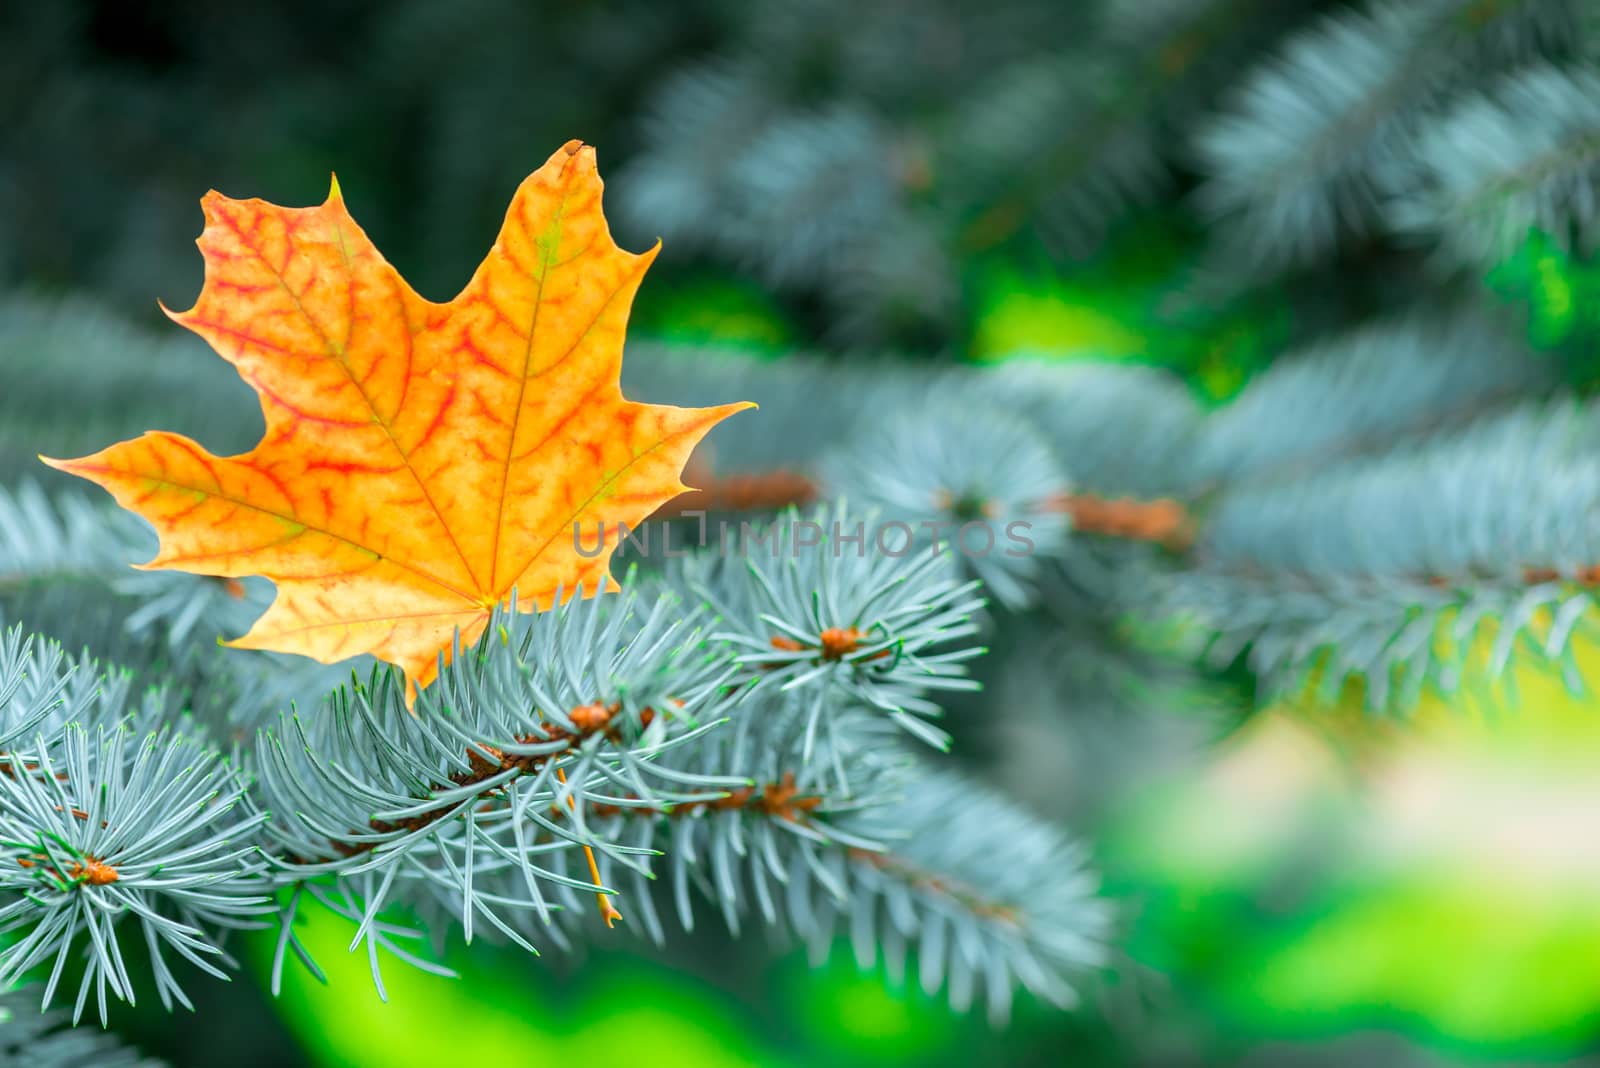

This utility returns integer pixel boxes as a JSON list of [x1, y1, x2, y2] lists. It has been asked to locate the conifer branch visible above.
[[0, 985, 161, 1066], [9, 0, 1600, 1037], [1385, 63, 1600, 267]]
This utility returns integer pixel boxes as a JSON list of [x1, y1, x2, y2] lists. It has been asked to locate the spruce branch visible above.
[[251, 583, 745, 993], [629, 349, 1207, 567], [1186, 307, 1556, 490], [585, 756, 1112, 1025], [0, 295, 258, 487], [0, 643, 271, 1024], [519, 702, 1109, 1024], [955, 0, 1297, 254], [0, 484, 361, 732], [974, 360, 1207, 501], [657, 470, 1196, 555], [0, 985, 161, 1067], [10, 0, 1600, 1043], [1385, 63, 1600, 268], [1170, 397, 1600, 708], [1191, 0, 1579, 272], [622, 344, 1205, 499], [548, 695, 903, 948], [820, 402, 1072, 609], [825, 769, 1111, 1024], [0, 473, 1114, 1023], [672, 504, 987, 765]]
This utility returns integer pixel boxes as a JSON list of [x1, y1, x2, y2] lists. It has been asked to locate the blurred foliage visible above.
[[256, 901, 1101, 1068], [967, 216, 1290, 401], [264, 910, 782, 1068], [0, 0, 726, 321], [630, 272, 797, 356], [1488, 229, 1600, 361], [1111, 630, 1600, 1061]]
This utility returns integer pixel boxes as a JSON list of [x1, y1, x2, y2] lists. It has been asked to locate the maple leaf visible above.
[[45, 141, 752, 700]]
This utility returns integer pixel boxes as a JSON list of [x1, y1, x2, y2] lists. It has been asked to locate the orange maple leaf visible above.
[[45, 141, 752, 700]]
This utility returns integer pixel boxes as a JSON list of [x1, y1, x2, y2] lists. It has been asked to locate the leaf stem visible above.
[[556, 765, 621, 927]]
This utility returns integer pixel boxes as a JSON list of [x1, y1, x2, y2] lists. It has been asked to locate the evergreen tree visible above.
[[4, 0, 1600, 1060]]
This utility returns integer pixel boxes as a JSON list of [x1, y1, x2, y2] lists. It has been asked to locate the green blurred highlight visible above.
[[1240, 875, 1600, 1051], [967, 218, 1286, 401], [779, 947, 961, 1062], [970, 267, 1148, 363], [631, 272, 795, 356], [1486, 231, 1598, 351], [256, 908, 780, 1068], [253, 908, 999, 1068], [1106, 632, 1600, 1060]]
